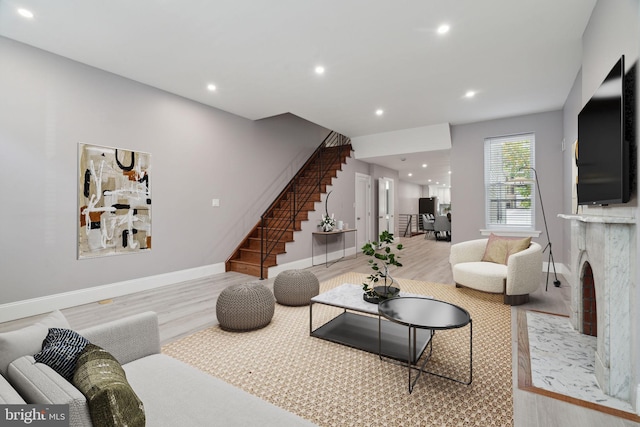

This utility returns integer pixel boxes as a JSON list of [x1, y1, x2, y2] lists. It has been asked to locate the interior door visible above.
[[378, 177, 394, 236], [355, 173, 371, 248]]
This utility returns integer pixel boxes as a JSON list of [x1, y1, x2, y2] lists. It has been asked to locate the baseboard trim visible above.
[[0, 263, 225, 323], [543, 261, 569, 278], [268, 247, 358, 278]]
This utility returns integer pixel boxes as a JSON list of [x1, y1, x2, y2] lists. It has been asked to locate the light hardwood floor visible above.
[[1, 235, 636, 427]]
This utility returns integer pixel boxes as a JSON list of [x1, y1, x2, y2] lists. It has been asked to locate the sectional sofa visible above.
[[0, 310, 317, 426]]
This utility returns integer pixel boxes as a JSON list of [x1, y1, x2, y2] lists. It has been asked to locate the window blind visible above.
[[484, 133, 535, 229]]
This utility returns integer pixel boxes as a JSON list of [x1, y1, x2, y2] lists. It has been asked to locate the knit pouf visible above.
[[216, 283, 275, 331], [273, 269, 320, 306]]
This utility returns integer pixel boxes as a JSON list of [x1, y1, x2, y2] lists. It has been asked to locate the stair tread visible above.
[[229, 259, 277, 267], [239, 247, 286, 255]]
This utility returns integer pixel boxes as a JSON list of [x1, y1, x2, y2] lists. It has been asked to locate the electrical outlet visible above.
[[212, 199, 220, 207]]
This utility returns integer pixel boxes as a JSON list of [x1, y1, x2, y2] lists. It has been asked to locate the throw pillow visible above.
[[481, 233, 510, 264], [507, 236, 532, 260], [0, 310, 70, 377], [73, 344, 145, 427], [33, 328, 90, 381], [482, 234, 531, 265]]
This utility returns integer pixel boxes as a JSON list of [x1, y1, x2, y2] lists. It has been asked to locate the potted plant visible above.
[[362, 230, 403, 303]]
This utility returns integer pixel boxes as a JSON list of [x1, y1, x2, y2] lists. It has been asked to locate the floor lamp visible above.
[[518, 167, 561, 291]]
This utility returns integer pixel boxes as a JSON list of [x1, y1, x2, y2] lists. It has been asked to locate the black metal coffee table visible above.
[[310, 284, 432, 362], [378, 297, 472, 393]]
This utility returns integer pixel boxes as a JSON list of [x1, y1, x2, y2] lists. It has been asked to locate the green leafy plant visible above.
[[362, 230, 403, 300]]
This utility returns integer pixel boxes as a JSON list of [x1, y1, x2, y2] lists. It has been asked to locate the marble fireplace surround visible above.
[[559, 214, 636, 405]]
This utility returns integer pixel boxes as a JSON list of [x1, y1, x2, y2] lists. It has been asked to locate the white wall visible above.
[[0, 36, 330, 307], [398, 180, 422, 215], [450, 111, 565, 253]]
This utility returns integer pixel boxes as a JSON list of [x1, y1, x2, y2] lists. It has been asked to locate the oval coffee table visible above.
[[378, 297, 472, 393]]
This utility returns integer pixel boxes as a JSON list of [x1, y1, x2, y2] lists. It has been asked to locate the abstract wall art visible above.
[[78, 143, 152, 258]]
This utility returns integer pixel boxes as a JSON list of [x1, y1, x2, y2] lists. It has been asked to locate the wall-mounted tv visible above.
[[577, 55, 635, 206]]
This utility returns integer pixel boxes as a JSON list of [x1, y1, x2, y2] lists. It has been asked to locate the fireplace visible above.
[[581, 262, 597, 337], [560, 214, 636, 406]]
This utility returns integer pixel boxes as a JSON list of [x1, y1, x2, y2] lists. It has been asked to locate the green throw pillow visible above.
[[72, 344, 145, 427]]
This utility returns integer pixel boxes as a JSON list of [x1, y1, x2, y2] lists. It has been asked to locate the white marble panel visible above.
[[311, 283, 431, 314], [527, 311, 635, 414], [560, 214, 636, 404]]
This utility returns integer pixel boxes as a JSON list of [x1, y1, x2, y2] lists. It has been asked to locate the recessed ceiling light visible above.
[[315, 66, 325, 75], [464, 90, 476, 98], [408, 173, 413, 177], [207, 84, 217, 92], [448, 170, 452, 174], [422, 164, 427, 168], [428, 179, 432, 182], [17, 8, 34, 19], [437, 24, 450, 35], [436, 181, 440, 185], [375, 109, 384, 116]]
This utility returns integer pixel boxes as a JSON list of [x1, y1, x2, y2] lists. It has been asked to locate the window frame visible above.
[[483, 133, 536, 232]]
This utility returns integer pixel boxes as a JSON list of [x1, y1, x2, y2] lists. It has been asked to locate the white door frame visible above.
[[378, 176, 394, 236], [355, 172, 372, 248]]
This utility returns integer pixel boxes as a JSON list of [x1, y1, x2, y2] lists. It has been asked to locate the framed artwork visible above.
[[78, 143, 151, 258]]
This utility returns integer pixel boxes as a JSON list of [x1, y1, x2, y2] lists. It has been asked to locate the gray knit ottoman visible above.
[[273, 269, 320, 306], [216, 283, 275, 331]]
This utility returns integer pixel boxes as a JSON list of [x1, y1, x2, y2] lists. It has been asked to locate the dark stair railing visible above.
[[259, 131, 351, 278]]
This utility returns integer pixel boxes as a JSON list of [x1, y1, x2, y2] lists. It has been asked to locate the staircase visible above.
[[226, 132, 351, 278]]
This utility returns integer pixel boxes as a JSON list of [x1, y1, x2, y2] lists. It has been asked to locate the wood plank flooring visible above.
[[1, 235, 636, 427]]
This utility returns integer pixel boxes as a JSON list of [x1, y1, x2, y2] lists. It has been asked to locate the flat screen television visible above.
[[577, 55, 635, 206]]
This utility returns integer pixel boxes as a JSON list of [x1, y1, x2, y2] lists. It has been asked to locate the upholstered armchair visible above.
[[449, 237, 542, 305]]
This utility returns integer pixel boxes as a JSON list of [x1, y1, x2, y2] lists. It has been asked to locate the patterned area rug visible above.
[[162, 272, 513, 426]]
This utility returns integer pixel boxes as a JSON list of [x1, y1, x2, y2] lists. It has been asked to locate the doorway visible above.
[[355, 173, 371, 249], [378, 177, 394, 236]]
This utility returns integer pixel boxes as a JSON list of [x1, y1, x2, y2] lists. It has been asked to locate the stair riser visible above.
[[246, 239, 287, 251], [269, 211, 308, 220], [238, 251, 277, 264], [253, 229, 294, 241], [261, 220, 303, 231], [286, 184, 327, 193], [277, 200, 319, 210], [227, 261, 269, 278]]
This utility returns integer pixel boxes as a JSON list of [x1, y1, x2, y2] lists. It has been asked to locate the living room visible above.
[[1, 1, 639, 426]]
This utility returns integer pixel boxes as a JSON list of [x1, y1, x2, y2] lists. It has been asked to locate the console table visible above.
[[311, 228, 357, 267]]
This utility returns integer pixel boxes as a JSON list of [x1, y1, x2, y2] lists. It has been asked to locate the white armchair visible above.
[[449, 238, 542, 305]]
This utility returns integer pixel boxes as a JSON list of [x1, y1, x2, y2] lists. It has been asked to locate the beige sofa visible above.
[[449, 238, 542, 305]]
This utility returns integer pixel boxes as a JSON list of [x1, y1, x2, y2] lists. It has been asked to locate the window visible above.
[[484, 133, 535, 230]]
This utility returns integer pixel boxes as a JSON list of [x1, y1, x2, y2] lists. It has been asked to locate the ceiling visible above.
[[0, 0, 597, 186]]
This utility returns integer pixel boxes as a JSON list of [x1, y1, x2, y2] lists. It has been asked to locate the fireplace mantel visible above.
[[558, 213, 636, 224]]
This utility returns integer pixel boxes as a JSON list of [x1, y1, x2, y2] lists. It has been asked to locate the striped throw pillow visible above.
[[33, 328, 90, 381]]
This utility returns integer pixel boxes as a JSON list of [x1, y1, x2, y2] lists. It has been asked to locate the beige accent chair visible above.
[[449, 238, 542, 305]]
